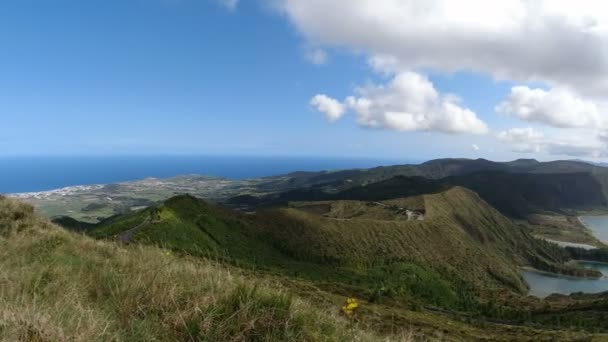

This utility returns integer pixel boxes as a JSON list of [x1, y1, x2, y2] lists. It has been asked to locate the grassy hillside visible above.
[[0, 195, 406, 342], [269, 171, 607, 219], [6, 196, 608, 340], [257, 158, 608, 209], [270, 187, 593, 288], [88, 188, 599, 311], [444, 171, 607, 218]]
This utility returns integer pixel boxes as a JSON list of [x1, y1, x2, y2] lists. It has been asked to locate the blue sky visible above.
[[2, 0, 608, 161]]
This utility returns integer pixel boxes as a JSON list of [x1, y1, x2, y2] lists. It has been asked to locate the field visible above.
[[10, 175, 276, 223]]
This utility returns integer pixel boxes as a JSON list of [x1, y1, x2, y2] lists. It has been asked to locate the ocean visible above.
[[0, 155, 419, 194]]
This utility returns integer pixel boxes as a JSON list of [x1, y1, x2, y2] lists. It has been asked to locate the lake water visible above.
[[523, 261, 608, 298], [580, 215, 608, 244], [0, 155, 418, 194]]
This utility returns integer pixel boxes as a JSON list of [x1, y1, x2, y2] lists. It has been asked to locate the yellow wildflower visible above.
[[341, 298, 359, 315]]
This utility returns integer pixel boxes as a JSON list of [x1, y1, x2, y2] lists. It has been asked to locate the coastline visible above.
[[578, 215, 608, 246], [9, 184, 106, 199], [578, 215, 589, 228]]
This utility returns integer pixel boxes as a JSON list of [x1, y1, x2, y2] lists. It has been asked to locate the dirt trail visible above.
[[118, 218, 151, 244]]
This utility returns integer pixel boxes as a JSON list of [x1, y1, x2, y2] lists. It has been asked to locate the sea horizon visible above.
[[0, 155, 422, 194]]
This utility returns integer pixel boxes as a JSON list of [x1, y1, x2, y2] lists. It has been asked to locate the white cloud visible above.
[[497, 127, 608, 157], [472, 144, 480, 151], [311, 71, 488, 134], [305, 48, 328, 65], [218, 0, 238, 10], [276, 0, 608, 151], [277, 0, 608, 96], [497, 127, 545, 143], [497, 127, 544, 153], [310, 94, 346, 122], [545, 142, 605, 158], [496, 86, 604, 128]]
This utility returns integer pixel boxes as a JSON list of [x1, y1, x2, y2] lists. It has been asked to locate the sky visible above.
[[2, 0, 608, 161]]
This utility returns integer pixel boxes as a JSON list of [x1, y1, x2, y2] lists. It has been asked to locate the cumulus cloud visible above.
[[497, 127, 545, 153], [277, 0, 608, 96], [274, 0, 608, 153], [311, 71, 488, 134], [496, 86, 604, 128], [310, 94, 346, 122], [498, 127, 608, 157], [305, 48, 328, 65]]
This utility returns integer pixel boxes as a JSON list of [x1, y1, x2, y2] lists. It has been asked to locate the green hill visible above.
[[252, 163, 608, 247], [338, 172, 606, 218], [443, 171, 607, 218], [258, 158, 608, 207], [6, 194, 608, 340], [0, 195, 404, 342], [261, 171, 607, 219], [89, 188, 597, 308], [274, 187, 595, 288]]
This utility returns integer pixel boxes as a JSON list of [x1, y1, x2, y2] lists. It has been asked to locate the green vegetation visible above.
[[0, 195, 406, 342], [15, 175, 275, 223], [258, 167, 608, 248], [528, 213, 602, 247], [6, 191, 608, 340], [21, 158, 608, 227], [567, 246, 608, 262], [270, 171, 607, 219], [443, 172, 607, 218], [10, 158, 608, 340], [263, 158, 608, 200], [20, 158, 608, 251], [86, 189, 602, 317]]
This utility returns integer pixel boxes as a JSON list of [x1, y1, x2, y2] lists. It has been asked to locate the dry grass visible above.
[[0, 195, 53, 236], [0, 196, 413, 342]]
